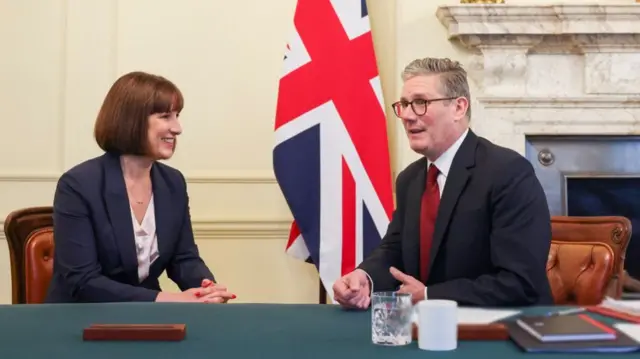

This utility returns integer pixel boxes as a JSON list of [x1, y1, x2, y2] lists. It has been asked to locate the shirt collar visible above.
[[428, 128, 469, 178]]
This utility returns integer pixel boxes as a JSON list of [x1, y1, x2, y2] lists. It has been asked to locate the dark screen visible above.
[[566, 177, 640, 279]]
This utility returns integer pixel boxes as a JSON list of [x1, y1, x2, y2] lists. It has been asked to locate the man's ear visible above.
[[454, 97, 469, 121]]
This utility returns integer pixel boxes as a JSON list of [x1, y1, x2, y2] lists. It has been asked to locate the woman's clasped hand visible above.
[[156, 279, 237, 303]]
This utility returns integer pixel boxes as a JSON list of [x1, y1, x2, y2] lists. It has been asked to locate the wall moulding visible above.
[[477, 97, 640, 109], [0, 173, 60, 182], [0, 171, 277, 184], [0, 219, 292, 242], [186, 172, 276, 184], [191, 219, 292, 240]]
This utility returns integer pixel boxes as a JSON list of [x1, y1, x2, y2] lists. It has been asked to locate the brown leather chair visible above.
[[4, 206, 54, 304], [547, 216, 631, 306]]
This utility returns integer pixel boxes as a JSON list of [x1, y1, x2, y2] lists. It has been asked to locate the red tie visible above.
[[420, 163, 440, 283]]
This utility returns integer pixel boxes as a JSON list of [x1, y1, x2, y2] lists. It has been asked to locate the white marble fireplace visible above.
[[436, 3, 640, 279], [436, 3, 640, 153]]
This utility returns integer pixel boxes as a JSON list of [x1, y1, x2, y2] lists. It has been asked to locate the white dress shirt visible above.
[[427, 128, 469, 199], [422, 128, 468, 299], [130, 196, 160, 283]]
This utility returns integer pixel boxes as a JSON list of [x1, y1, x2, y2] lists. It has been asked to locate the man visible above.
[[332, 57, 553, 308]]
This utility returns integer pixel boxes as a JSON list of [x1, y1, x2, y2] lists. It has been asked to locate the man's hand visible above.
[[390, 267, 425, 303], [332, 269, 371, 310]]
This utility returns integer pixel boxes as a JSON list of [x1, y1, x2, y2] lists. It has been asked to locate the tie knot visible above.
[[427, 164, 439, 184]]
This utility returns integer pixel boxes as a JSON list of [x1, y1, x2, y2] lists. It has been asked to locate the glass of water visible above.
[[371, 291, 413, 346]]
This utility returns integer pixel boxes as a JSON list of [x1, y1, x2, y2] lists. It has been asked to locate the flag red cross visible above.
[[276, 0, 394, 279], [275, 0, 393, 225]]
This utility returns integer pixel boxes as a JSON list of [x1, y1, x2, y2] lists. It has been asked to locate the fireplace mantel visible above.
[[436, 4, 640, 47], [434, 4, 640, 154]]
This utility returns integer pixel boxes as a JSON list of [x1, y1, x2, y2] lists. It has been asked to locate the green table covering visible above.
[[0, 303, 638, 358]]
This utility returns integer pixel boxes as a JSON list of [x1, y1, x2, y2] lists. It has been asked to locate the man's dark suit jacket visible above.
[[358, 130, 553, 307], [45, 152, 215, 303]]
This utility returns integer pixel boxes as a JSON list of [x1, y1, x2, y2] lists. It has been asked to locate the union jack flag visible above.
[[273, 0, 394, 301]]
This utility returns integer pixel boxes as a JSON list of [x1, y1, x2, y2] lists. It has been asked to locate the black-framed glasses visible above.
[[391, 97, 456, 118]]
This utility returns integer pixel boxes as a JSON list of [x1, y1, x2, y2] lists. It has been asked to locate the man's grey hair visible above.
[[401, 57, 471, 119]]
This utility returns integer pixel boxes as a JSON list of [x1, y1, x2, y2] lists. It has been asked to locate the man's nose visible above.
[[400, 106, 417, 121], [401, 111, 417, 123]]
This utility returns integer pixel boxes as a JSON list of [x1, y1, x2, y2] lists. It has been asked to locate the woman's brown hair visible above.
[[94, 71, 184, 155]]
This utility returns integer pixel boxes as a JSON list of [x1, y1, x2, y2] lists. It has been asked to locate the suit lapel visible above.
[[404, 158, 427, 279], [103, 153, 138, 282], [428, 131, 478, 276], [151, 164, 173, 269]]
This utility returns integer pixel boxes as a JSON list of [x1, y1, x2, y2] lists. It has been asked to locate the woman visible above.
[[45, 71, 235, 303]]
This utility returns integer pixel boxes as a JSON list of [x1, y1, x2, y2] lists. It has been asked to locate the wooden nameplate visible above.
[[412, 323, 509, 341], [83, 324, 186, 341]]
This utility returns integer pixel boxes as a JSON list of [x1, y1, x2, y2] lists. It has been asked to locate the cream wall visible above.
[[0, 0, 395, 304], [0, 0, 621, 304]]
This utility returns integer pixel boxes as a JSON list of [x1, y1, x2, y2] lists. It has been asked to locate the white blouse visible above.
[[130, 196, 159, 282]]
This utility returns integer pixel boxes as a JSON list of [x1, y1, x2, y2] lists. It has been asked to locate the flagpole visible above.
[[319, 279, 327, 304]]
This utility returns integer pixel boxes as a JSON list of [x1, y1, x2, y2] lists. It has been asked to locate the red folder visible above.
[[587, 306, 640, 324]]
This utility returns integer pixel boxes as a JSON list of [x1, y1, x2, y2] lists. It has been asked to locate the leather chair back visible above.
[[4, 206, 54, 304], [547, 216, 631, 306]]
